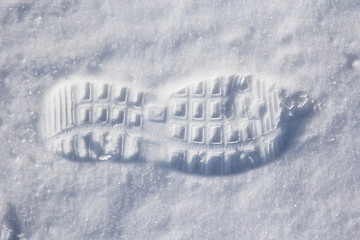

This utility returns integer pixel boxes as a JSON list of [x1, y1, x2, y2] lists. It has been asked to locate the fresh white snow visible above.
[[1, 0, 360, 239]]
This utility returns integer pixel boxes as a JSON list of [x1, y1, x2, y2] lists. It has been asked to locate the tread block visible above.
[[227, 124, 240, 143], [89, 132, 105, 158], [210, 79, 222, 95], [225, 75, 238, 95], [129, 91, 144, 106], [192, 126, 204, 143], [79, 108, 91, 123], [78, 82, 91, 101], [123, 136, 141, 160], [209, 126, 222, 144], [193, 102, 204, 119], [223, 100, 234, 119], [239, 77, 250, 91], [170, 150, 187, 170], [96, 108, 108, 123], [246, 125, 254, 139], [96, 83, 109, 100], [227, 152, 242, 173], [147, 106, 166, 122], [207, 154, 223, 175], [193, 81, 205, 96], [188, 152, 206, 173], [112, 108, 125, 124], [76, 135, 90, 159], [129, 112, 142, 127], [115, 86, 128, 102], [103, 133, 123, 158], [171, 124, 186, 140], [175, 87, 188, 96], [62, 137, 75, 158], [173, 102, 187, 118], [210, 101, 222, 119]]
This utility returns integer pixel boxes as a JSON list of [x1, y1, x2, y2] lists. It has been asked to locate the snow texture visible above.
[[1, 0, 360, 239]]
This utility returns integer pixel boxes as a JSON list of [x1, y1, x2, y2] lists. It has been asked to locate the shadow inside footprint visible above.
[[1, 203, 22, 240]]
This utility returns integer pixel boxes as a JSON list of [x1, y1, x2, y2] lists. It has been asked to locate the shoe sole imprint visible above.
[[42, 75, 288, 175]]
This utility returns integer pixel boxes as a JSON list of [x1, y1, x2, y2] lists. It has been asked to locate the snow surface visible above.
[[1, 0, 360, 239]]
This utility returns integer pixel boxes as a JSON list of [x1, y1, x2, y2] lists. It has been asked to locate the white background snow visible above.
[[1, 0, 360, 239]]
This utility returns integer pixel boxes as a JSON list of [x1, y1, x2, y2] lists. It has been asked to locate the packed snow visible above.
[[1, 0, 360, 239]]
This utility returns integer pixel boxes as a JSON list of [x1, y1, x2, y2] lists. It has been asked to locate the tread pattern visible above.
[[167, 75, 284, 174], [44, 82, 144, 161], [42, 75, 288, 174]]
